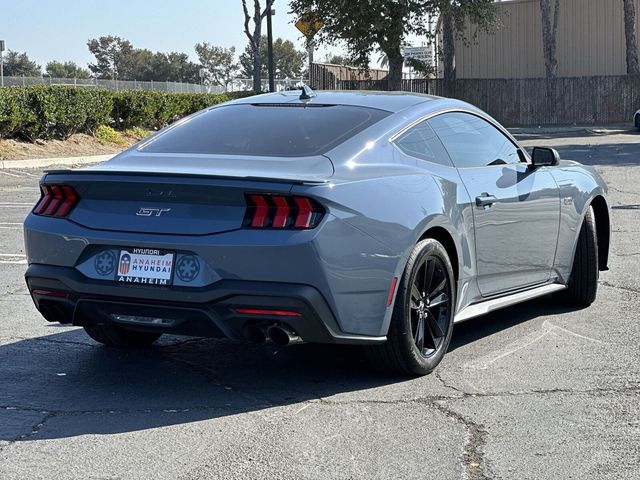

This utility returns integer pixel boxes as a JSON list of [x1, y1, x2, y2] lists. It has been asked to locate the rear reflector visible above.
[[244, 194, 324, 230], [387, 276, 398, 306], [234, 308, 303, 317], [31, 289, 68, 298], [33, 184, 79, 218]]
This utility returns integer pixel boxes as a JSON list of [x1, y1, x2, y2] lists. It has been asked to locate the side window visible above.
[[428, 112, 521, 168], [394, 121, 453, 167]]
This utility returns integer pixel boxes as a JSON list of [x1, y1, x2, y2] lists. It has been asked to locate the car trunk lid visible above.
[[41, 170, 307, 236]]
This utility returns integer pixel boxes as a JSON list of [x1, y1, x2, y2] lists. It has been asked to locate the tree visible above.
[[239, 36, 306, 78], [45, 61, 91, 79], [87, 36, 200, 82], [2, 50, 41, 77], [195, 43, 239, 90], [241, 0, 276, 91], [87, 36, 134, 80], [623, 0, 639, 74], [539, 0, 560, 78], [323, 54, 357, 67], [405, 57, 435, 78], [290, 0, 430, 91], [165, 52, 201, 83]]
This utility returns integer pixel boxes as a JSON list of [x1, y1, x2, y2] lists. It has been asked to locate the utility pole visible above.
[[0, 40, 5, 87], [307, 38, 314, 84], [266, 7, 275, 92]]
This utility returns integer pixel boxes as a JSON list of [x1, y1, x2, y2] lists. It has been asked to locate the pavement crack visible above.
[[435, 370, 470, 396], [0, 411, 56, 453], [600, 281, 640, 294], [33, 337, 99, 348], [428, 400, 491, 480], [609, 187, 640, 197], [150, 350, 279, 407]]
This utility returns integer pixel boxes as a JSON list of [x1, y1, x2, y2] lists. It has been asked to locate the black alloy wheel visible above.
[[409, 254, 451, 358], [366, 238, 455, 375]]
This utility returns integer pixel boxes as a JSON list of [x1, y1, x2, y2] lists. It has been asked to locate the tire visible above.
[[559, 205, 599, 306], [366, 239, 456, 376], [635, 115, 640, 131], [83, 324, 161, 348]]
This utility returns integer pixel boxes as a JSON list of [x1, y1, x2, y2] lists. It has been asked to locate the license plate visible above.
[[115, 248, 175, 286]]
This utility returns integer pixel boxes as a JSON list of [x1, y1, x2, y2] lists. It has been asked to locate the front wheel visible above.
[[557, 206, 599, 306], [366, 238, 456, 376], [84, 324, 161, 348]]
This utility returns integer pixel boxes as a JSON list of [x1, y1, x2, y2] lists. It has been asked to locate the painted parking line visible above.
[[0, 203, 35, 206], [8, 169, 40, 178], [0, 254, 27, 264], [0, 171, 21, 178]]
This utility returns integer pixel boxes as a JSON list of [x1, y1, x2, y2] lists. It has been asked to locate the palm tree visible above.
[[623, 0, 639, 74]]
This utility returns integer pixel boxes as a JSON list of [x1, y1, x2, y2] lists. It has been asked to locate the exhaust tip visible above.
[[267, 325, 299, 346], [243, 324, 267, 344]]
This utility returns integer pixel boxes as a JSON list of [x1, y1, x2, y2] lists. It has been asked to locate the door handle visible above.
[[475, 193, 497, 207]]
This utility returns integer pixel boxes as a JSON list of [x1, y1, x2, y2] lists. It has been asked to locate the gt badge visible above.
[[136, 207, 172, 217]]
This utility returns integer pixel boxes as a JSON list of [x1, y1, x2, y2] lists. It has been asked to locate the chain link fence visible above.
[[1, 76, 308, 93], [1, 76, 215, 93]]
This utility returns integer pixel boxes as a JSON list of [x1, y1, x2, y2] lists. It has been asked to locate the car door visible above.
[[428, 112, 560, 297]]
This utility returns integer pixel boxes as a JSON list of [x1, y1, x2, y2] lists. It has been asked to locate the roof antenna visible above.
[[299, 84, 316, 101]]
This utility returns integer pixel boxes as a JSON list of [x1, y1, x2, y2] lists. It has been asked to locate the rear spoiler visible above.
[[43, 169, 329, 186]]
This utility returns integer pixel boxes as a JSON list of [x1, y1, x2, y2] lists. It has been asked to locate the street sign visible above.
[[295, 13, 323, 38], [402, 46, 433, 65], [0, 40, 5, 52]]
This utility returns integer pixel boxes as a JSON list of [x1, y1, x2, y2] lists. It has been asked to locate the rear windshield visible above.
[[140, 104, 390, 157]]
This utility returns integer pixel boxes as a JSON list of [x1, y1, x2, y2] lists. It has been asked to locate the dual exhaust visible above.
[[243, 324, 301, 346]]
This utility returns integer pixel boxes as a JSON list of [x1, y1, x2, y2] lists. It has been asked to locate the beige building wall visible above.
[[454, 0, 640, 79]]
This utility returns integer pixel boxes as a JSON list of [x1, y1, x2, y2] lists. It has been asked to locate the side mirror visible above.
[[531, 147, 560, 168]]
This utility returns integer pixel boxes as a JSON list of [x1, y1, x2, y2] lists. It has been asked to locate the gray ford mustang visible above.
[[24, 88, 610, 375]]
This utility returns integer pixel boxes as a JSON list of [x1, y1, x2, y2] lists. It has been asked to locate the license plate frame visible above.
[[115, 248, 175, 286]]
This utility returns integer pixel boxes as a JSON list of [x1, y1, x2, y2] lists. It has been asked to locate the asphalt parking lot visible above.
[[0, 129, 638, 480]]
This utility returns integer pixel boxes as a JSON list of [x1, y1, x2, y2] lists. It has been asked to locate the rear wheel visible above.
[[84, 324, 161, 348], [366, 239, 455, 376], [558, 205, 599, 306]]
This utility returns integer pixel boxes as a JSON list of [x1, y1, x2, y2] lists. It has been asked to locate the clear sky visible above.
[[0, 0, 343, 70]]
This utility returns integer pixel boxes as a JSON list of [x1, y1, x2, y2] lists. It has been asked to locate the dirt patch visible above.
[[0, 134, 135, 161]]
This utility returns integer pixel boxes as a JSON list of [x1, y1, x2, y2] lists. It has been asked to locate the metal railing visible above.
[[0, 76, 219, 93], [1, 76, 309, 93]]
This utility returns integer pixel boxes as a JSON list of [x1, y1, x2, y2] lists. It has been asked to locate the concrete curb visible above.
[[508, 125, 632, 135], [0, 154, 114, 170]]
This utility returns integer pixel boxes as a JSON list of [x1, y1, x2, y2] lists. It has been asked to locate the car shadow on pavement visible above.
[[449, 295, 578, 351], [0, 295, 578, 442]]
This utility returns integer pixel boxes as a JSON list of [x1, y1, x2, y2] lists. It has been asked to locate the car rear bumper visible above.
[[25, 264, 387, 345]]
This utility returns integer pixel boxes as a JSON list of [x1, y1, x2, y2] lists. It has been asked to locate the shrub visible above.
[[0, 87, 23, 138], [0, 85, 254, 141], [94, 125, 127, 145], [123, 126, 152, 140]]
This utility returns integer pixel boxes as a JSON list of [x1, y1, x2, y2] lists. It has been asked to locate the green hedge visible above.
[[0, 85, 255, 141]]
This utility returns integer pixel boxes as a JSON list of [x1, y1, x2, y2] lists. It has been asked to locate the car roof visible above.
[[227, 89, 439, 113]]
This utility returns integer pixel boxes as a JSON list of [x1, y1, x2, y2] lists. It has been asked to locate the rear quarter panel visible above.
[[292, 146, 475, 336]]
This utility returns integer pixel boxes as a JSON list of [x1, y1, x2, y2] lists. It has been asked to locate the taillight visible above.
[[244, 194, 324, 229], [33, 184, 79, 217]]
